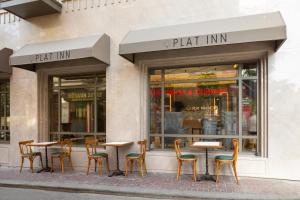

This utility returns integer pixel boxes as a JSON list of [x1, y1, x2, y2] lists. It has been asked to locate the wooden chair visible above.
[[85, 139, 110, 175], [215, 139, 239, 184], [50, 140, 73, 174], [19, 140, 43, 173], [124, 139, 147, 177], [175, 139, 197, 181]]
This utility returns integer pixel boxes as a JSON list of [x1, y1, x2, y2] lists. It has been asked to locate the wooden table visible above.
[[191, 141, 223, 181], [101, 142, 133, 177], [27, 141, 58, 172]]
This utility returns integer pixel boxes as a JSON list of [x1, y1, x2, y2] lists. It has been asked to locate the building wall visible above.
[[0, 0, 300, 180]]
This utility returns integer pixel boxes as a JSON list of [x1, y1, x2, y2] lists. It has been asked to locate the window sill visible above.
[[147, 149, 265, 160], [0, 142, 10, 146], [48, 145, 107, 153]]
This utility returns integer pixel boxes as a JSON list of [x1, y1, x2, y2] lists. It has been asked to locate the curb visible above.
[[0, 180, 297, 200]]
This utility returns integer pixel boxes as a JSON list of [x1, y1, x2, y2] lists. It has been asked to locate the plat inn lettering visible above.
[[33, 50, 71, 63], [171, 33, 228, 48]]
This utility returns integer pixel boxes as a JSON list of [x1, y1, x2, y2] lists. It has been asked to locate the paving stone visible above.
[[0, 167, 299, 199]]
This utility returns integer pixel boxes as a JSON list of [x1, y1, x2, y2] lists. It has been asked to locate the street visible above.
[[0, 187, 171, 200]]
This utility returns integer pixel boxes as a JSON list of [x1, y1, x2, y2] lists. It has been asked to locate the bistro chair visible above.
[[124, 139, 147, 177], [174, 139, 197, 181], [85, 139, 110, 176], [215, 139, 239, 184], [19, 140, 43, 173], [50, 140, 73, 174]]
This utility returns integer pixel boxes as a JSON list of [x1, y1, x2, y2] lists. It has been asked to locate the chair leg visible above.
[[139, 159, 144, 177], [69, 156, 74, 170], [193, 160, 197, 182], [20, 157, 24, 173], [86, 159, 91, 175], [233, 162, 239, 184], [125, 158, 128, 176], [177, 160, 182, 180], [130, 160, 134, 174], [39, 155, 44, 169], [50, 157, 54, 173], [143, 158, 147, 174], [94, 160, 97, 172], [98, 159, 102, 176], [106, 156, 110, 174], [61, 157, 64, 174], [215, 161, 220, 183], [29, 158, 34, 173]]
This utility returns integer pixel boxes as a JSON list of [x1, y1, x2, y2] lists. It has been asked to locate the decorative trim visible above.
[[62, 0, 136, 13]]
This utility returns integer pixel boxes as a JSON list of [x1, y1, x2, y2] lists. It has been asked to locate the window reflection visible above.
[[49, 75, 106, 145], [242, 80, 257, 136]]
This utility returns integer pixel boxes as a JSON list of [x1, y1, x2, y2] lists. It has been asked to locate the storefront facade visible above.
[[0, 0, 299, 180]]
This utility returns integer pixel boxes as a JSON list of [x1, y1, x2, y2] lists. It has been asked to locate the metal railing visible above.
[[0, 0, 136, 24], [0, 9, 21, 24]]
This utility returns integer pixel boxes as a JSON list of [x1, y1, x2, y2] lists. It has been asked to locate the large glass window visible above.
[[149, 63, 259, 154], [0, 80, 9, 143], [49, 75, 106, 145]]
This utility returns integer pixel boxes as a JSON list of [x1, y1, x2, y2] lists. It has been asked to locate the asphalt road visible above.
[[0, 187, 173, 200]]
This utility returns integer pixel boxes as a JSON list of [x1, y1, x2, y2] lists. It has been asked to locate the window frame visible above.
[[148, 62, 260, 155], [0, 79, 10, 144], [49, 74, 106, 142]]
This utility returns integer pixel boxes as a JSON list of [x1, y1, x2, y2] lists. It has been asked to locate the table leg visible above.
[[198, 148, 216, 181], [45, 146, 49, 169], [116, 146, 120, 171], [37, 146, 51, 173], [205, 148, 209, 176], [109, 146, 125, 177]]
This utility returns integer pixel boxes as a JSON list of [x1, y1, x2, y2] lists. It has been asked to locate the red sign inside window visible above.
[[151, 88, 227, 96]]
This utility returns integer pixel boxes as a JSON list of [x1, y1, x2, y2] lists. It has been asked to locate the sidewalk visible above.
[[0, 167, 299, 200]]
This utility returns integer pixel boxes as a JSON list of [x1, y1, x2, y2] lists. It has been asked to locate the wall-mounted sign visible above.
[[166, 33, 228, 50], [31, 50, 71, 64]]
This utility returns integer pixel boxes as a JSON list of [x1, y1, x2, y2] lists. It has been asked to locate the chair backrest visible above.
[[174, 139, 182, 158], [60, 139, 72, 155], [137, 139, 147, 158], [19, 140, 34, 155], [85, 139, 98, 157], [232, 139, 239, 161]]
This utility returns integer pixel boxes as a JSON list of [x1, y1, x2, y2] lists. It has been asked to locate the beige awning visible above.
[[120, 12, 286, 62], [10, 34, 110, 70], [0, 48, 13, 74]]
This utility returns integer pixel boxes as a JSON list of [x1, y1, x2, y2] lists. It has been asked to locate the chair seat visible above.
[[127, 153, 141, 158], [51, 152, 67, 156], [23, 152, 41, 157], [215, 155, 233, 161], [91, 152, 108, 157], [179, 154, 196, 159]]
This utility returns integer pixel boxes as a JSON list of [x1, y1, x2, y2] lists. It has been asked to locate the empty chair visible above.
[[19, 140, 43, 173], [215, 139, 239, 184], [125, 139, 147, 177], [174, 139, 197, 181], [50, 140, 73, 174], [85, 139, 110, 175]]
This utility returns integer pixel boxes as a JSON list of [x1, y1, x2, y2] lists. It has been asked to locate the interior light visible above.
[[233, 64, 239, 69]]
